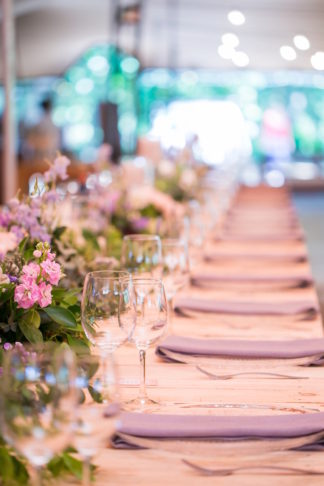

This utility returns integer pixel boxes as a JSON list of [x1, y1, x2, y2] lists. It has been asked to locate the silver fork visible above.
[[182, 459, 324, 476], [196, 365, 307, 380]]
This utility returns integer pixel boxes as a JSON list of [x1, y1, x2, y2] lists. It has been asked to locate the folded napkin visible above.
[[156, 336, 324, 361], [111, 411, 324, 449], [204, 250, 306, 262], [191, 273, 312, 286], [174, 296, 317, 316], [218, 233, 304, 242]]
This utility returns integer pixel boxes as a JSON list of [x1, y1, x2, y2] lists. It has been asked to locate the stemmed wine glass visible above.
[[121, 234, 162, 278], [81, 270, 132, 389], [73, 352, 120, 486], [0, 343, 77, 486], [161, 238, 190, 331], [120, 277, 168, 411]]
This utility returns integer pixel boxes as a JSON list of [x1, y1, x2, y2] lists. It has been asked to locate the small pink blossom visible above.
[[33, 250, 42, 258], [38, 281, 52, 308], [40, 259, 61, 285], [47, 251, 56, 262], [14, 280, 39, 309], [44, 155, 70, 183], [22, 262, 40, 280]]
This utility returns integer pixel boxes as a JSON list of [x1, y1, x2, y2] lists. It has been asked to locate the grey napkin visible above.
[[156, 336, 324, 361], [174, 296, 317, 316], [111, 411, 324, 449], [218, 233, 303, 242], [205, 251, 306, 262], [190, 273, 312, 286]]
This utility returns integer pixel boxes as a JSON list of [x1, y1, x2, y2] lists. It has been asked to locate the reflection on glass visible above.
[[0, 343, 77, 486], [121, 234, 162, 278]]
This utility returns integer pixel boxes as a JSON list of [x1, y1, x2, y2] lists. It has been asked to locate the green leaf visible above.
[[67, 335, 90, 354], [51, 288, 67, 301], [44, 306, 77, 328], [23, 247, 34, 263], [18, 320, 43, 344], [53, 288, 81, 303], [88, 384, 103, 403], [18, 237, 28, 253], [62, 453, 83, 480], [0, 446, 14, 480], [82, 229, 100, 251], [0, 284, 14, 305], [24, 309, 41, 328], [53, 226, 67, 240], [63, 294, 78, 306]]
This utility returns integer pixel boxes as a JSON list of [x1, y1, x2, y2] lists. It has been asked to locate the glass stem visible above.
[[99, 350, 110, 402], [168, 297, 174, 334], [139, 349, 147, 402], [31, 466, 42, 486], [83, 457, 91, 486]]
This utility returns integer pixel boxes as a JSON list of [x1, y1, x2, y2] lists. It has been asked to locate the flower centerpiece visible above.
[[0, 156, 93, 485]]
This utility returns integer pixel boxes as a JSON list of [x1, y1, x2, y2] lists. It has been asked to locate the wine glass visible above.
[[81, 270, 132, 390], [186, 210, 206, 270], [119, 277, 168, 411], [121, 234, 162, 278], [73, 352, 120, 486], [161, 238, 190, 331], [0, 343, 77, 486]]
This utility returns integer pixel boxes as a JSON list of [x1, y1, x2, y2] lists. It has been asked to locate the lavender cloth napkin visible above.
[[174, 296, 317, 316], [205, 251, 306, 262], [155, 336, 324, 361], [218, 233, 304, 242], [111, 411, 324, 449], [190, 272, 313, 286]]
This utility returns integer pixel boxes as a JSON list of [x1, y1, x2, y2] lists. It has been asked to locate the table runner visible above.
[[87, 186, 324, 486]]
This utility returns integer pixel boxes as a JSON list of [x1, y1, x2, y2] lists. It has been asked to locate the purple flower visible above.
[[8, 275, 18, 283], [131, 217, 149, 231], [30, 224, 51, 243], [3, 343, 13, 351], [0, 210, 10, 228], [10, 225, 26, 242]]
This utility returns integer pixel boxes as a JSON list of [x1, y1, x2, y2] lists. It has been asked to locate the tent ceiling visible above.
[[3, 0, 324, 77]]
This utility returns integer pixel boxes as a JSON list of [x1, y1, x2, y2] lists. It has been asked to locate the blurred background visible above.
[[1, 0, 324, 296]]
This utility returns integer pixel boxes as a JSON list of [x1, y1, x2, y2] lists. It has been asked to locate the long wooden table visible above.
[[85, 186, 324, 485]]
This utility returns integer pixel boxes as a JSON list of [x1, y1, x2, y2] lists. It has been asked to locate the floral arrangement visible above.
[[0, 156, 92, 485], [155, 157, 207, 202]]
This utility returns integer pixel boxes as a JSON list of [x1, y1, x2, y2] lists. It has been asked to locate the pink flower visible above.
[[38, 281, 52, 308], [22, 262, 40, 280], [40, 259, 61, 285], [47, 251, 56, 262], [33, 250, 42, 258], [44, 156, 70, 183], [14, 280, 39, 309]]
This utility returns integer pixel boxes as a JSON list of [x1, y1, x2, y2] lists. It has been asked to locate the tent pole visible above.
[[1, 0, 16, 203]]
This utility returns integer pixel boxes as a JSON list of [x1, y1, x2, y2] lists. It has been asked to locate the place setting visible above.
[[2, 5, 324, 482]]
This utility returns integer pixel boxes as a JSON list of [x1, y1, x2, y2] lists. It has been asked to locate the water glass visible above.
[[121, 234, 162, 278], [120, 277, 168, 411], [0, 343, 77, 486], [73, 352, 120, 486]]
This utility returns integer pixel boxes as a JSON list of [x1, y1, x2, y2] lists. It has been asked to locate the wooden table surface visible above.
[[81, 186, 324, 485]]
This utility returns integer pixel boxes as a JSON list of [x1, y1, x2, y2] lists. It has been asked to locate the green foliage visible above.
[[18, 320, 43, 344], [44, 306, 77, 328], [82, 229, 100, 251]]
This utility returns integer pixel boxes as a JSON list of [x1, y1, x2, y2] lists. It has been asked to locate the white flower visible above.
[[0, 268, 10, 284], [179, 169, 197, 190], [158, 159, 176, 178]]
